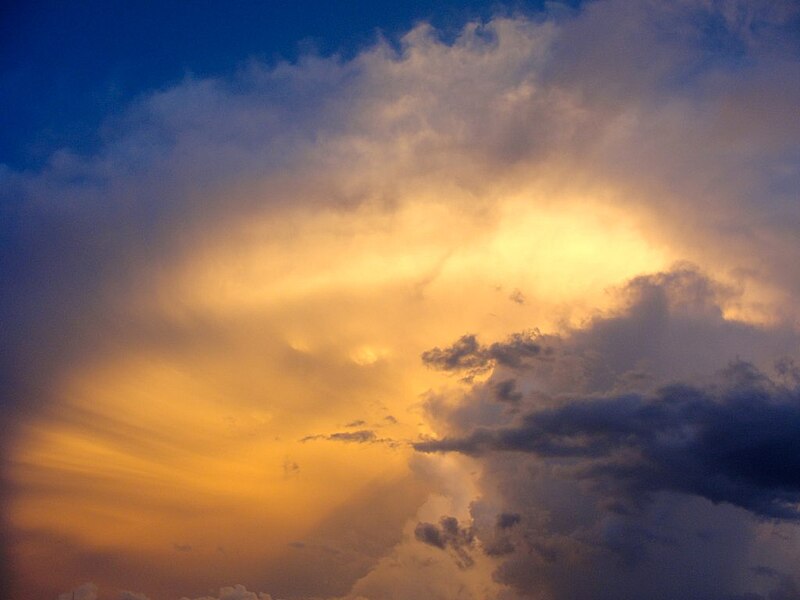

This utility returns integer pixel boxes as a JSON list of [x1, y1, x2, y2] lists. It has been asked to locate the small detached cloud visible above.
[[509, 289, 526, 305], [421, 331, 549, 381], [414, 516, 476, 569], [300, 428, 407, 448], [492, 378, 523, 404], [302, 430, 378, 444], [282, 457, 300, 478]]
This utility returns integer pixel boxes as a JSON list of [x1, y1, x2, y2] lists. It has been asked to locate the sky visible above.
[[1, 1, 800, 599]]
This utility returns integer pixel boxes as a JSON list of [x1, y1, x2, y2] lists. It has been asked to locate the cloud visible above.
[[495, 512, 521, 529], [414, 266, 800, 599], [302, 430, 378, 443], [421, 331, 549, 381], [419, 363, 800, 519], [414, 515, 476, 568], [509, 289, 526, 305], [491, 378, 523, 404], [3, 0, 800, 598]]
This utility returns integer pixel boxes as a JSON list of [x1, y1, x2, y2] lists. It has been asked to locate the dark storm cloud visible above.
[[420, 266, 800, 442], [419, 363, 800, 520], [416, 265, 800, 600]]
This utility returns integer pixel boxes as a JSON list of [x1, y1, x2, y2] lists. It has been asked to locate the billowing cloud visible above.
[[419, 365, 800, 519], [415, 267, 800, 599], [2, 0, 799, 598]]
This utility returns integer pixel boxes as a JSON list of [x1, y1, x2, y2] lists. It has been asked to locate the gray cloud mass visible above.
[[418, 366, 800, 519], [417, 266, 800, 600]]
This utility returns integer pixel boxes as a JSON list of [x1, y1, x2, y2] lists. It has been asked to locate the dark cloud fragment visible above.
[[418, 363, 800, 520], [302, 430, 378, 443], [414, 516, 475, 568], [414, 522, 447, 549], [509, 288, 526, 304], [421, 335, 485, 373], [282, 457, 299, 478], [421, 331, 547, 381], [329, 430, 377, 443]]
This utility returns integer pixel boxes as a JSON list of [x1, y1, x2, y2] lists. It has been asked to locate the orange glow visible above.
[[8, 186, 670, 595]]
